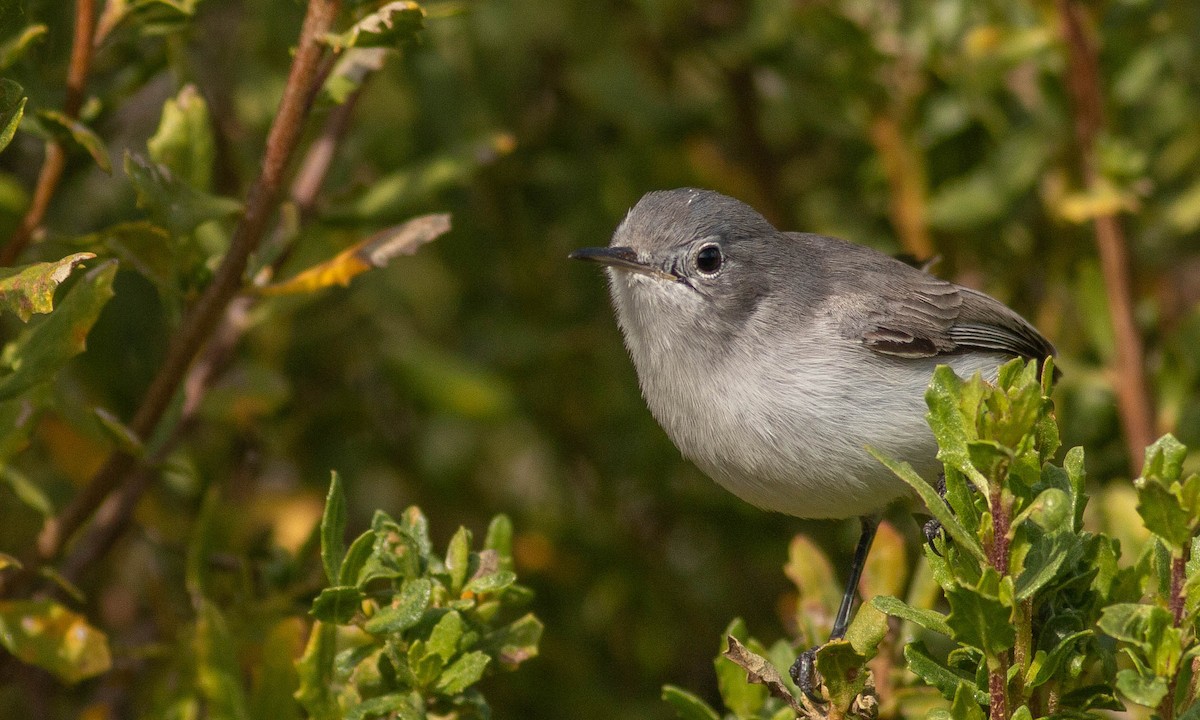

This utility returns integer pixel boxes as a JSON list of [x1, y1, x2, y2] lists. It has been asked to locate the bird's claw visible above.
[[789, 647, 824, 705], [922, 517, 944, 556]]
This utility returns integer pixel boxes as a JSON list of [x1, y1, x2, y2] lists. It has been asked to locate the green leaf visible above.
[[1013, 527, 1073, 600], [148, 84, 215, 190], [344, 692, 422, 720], [294, 621, 338, 720], [925, 365, 990, 492], [464, 568, 516, 596], [427, 610, 464, 662], [1099, 603, 1182, 675], [433, 650, 490, 696], [945, 585, 1015, 661], [869, 447, 987, 564], [0, 260, 117, 402], [125, 152, 241, 237], [661, 685, 721, 720], [0, 599, 112, 683], [37, 110, 111, 173], [0, 78, 25, 154], [1, 466, 53, 516], [310, 585, 363, 624], [0, 252, 95, 322], [949, 682, 987, 720], [714, 619, 768, 718], [323, 2, 424, 51], [194, 599, 250, 720], [0, 25, 47, 70], [1026, 630, 1091, 688], [321, 471, 347, 585], [1136, 477, 1194, 551], [445, 526, 471, 594], [338, 530, 375, 586], [1142, 434, 1188, 483], [903, 641, 985, 704], [814, 639, 869, 710], [1116, 667, 1168, 708], [480, 612, 542, 669], [871, 595, 951, 636], [845, 602, 888, 657], [484, 514, 514, 572], [364, 578, 432, 635]]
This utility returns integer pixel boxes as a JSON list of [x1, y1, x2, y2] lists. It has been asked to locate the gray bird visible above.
[[570, 188, 1055, 696]]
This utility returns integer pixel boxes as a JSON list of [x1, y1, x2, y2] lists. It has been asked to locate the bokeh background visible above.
[[1, 0, 1199, 717]]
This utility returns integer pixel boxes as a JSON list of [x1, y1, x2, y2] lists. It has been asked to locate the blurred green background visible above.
[[1, 0, 1199, 717]]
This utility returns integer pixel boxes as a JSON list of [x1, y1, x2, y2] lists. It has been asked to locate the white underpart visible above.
[[609, 267, 1005, 519]]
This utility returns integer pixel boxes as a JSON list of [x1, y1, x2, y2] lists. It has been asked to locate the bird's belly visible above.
[[641, 348, 1004, 519]]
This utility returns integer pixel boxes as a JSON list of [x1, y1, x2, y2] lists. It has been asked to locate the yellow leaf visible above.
[[260, 213, 450, 296], [1055, 181, 1139, 223]]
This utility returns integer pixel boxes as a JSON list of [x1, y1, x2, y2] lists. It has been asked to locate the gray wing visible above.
[[851, 262, 1055, 361]]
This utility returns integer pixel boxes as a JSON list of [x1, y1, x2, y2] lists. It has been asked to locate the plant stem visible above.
[[1056, 0, 1155, 474], [0, 0, 96, 266], [989, 484, 1011, 720], [31, 0, 344, 565]]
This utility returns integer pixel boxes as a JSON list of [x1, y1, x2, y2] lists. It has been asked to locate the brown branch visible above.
[[50, 87, 369, 583], [33, 0, 344, 565], [1057, 0, 1155, 473], [0, 0, 96, 266]]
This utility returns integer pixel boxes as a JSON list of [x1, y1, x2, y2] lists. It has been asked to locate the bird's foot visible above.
[[923, 472, 949, 556], [788, 647, 824, 705]]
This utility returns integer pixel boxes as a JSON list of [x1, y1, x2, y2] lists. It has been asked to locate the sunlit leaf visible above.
[[0, 261, 116, 402], [0, 599, 112, 683], [323, 2, 424, 51], [259, 213, 450, 296], [37, 110, 111, 173], [148, 84, 215, 190], [714, 618, 768, 718], [364, 578, 431, 634], [1, 466, 52, 516], [0, 78, 25, 154], [0, 252, 94, 322], [480, 613, 542, 669], [945, 585, 1015, 661]]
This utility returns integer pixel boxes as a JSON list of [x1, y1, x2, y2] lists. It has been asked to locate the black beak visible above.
[[568, 246, 676, 280]]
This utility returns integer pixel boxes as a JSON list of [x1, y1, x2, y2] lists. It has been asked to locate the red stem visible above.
[[1056, 0, 1155, 474]]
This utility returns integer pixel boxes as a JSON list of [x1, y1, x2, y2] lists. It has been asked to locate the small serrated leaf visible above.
[[871, 595, 951, 636]]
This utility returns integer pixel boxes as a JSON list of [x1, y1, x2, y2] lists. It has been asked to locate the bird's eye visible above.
[[695, 244, 723, 274]]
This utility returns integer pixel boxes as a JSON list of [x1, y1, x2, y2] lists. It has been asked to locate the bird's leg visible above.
[[789, 515, 879, 703]]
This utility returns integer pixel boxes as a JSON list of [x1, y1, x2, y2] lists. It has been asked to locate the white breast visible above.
[[609, 270, 1005, 519]]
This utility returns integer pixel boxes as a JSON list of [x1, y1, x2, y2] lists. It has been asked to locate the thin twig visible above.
[[33, 0, 344, 565], [0, 0, 96, 266], [1057, 0, 1155, 472]]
